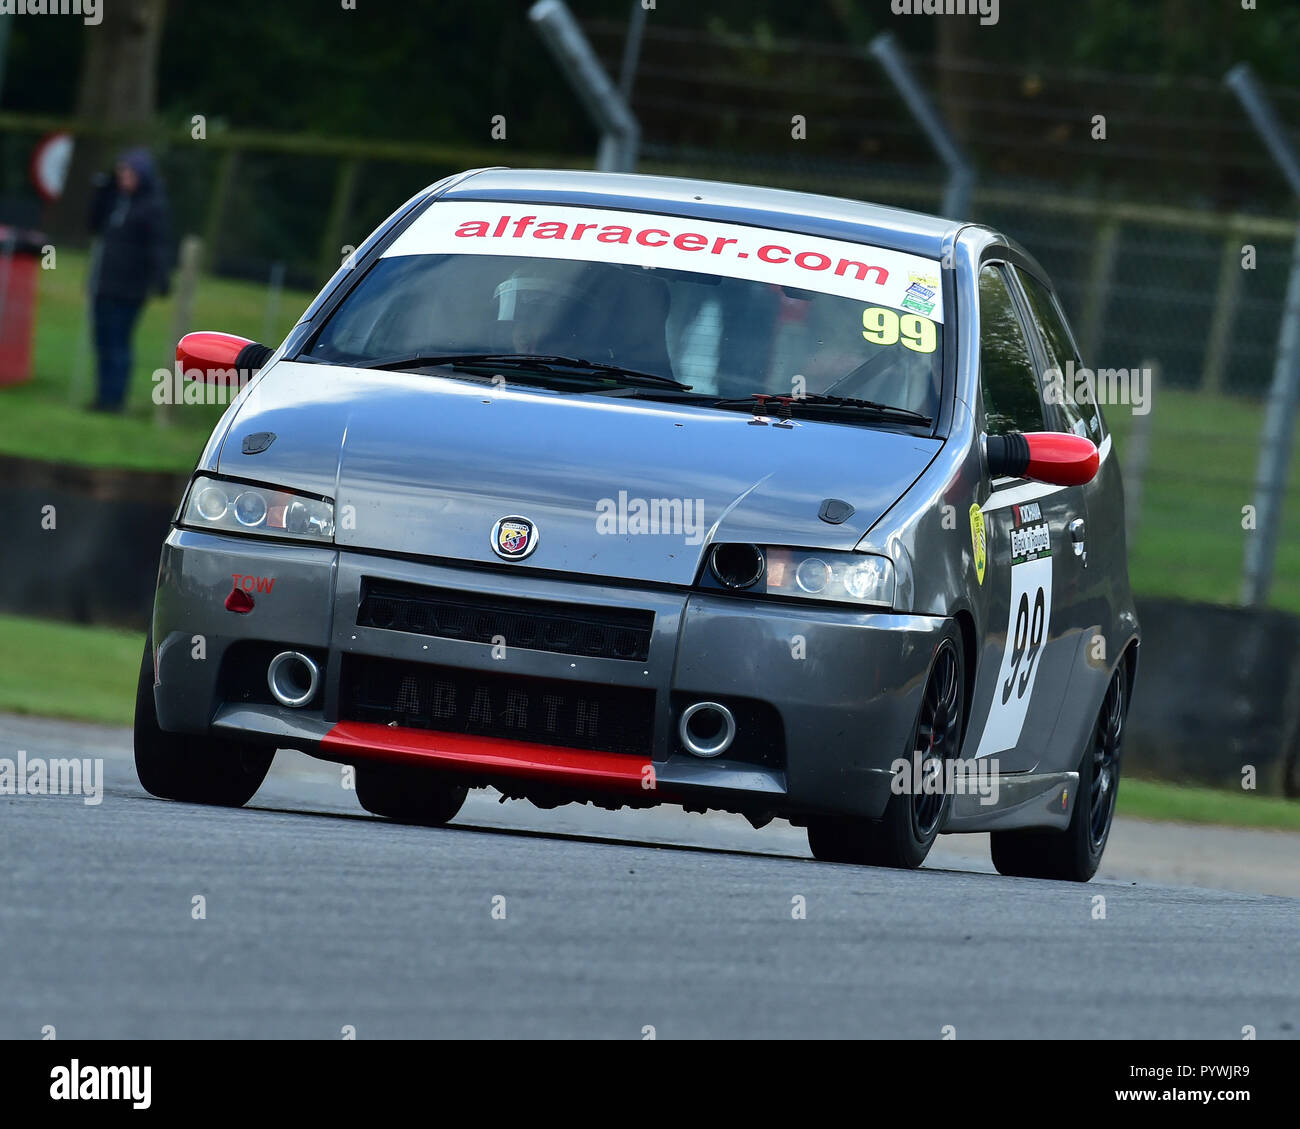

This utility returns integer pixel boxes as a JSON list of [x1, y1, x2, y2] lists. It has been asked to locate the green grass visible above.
[[0, 249, 312, 472], [0, 615, 143, 727], [1105, 387, 1300, 613], [1117, 777, 1300, 831]]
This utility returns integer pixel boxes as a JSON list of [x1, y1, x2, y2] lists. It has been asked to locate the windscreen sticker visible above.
[[863, 307, 938, 353], [383, 201, 945, 322], [901, 271, 939, 316]]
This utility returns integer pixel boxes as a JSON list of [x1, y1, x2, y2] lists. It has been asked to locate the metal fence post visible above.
[[868, 32, 974, 220], [1226, 63, 1300, 606], [1241, 225, 1300, 606], [529, 0, 640, 173], [617, 0, 648, 103]]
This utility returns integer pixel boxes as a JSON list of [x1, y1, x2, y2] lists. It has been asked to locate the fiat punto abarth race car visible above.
[[136, 168, 1139, 881]]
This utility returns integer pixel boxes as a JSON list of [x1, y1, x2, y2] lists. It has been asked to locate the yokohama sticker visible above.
[[383, 201, 946, 321]]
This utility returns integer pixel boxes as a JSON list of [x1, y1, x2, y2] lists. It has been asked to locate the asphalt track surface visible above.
[[2, 713, 1297, 1039]]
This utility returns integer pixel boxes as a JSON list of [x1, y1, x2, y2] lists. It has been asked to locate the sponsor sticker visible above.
[[969, 503, 986, 585], [901, 271, 939, 316], [383, 201, 946, 321], [1010, 521, 1051, 565]]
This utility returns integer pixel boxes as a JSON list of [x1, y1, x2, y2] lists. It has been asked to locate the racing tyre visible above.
[[808, 629, 965, 869], [134, 637, 275, 806], [990, 663, 1128, 882], [355, 762, 467, 826]]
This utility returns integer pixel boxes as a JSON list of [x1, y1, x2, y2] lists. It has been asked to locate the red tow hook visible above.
[[225, 587, 255, 613]]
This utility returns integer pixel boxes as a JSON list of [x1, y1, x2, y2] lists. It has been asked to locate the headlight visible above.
[[181, 475, 335, 542], [706, 544, 895, 608]]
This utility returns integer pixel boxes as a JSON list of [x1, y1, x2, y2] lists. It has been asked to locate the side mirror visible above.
[[177, 331, 274, 385], [985, 431, 1099, 487]]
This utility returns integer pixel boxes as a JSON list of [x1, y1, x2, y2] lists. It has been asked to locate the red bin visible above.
[[0, 226, 46, 386]]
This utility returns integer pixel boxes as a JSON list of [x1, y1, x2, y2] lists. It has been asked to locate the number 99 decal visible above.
[[1002, 585, 1046, 705], [976, 555, 1053, 758], [862, 307, 937, 353]]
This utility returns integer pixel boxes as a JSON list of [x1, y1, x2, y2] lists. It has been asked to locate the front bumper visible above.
[[152, 528, 945, 820]]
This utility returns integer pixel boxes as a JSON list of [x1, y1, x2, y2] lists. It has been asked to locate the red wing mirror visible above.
[[176, 331, 273, 385], [986, 431, 1099, 487]]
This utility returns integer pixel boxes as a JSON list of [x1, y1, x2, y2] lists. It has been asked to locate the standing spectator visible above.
[[87, 147, 172, 412]]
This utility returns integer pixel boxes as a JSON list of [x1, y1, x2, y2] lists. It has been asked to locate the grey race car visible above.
[[135, 168, 1139, 881]]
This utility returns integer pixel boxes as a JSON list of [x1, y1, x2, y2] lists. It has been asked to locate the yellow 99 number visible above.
[[862, 307, 937, 354]]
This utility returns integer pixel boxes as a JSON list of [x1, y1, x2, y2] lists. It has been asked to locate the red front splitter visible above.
[[321, 722, 653, 795]]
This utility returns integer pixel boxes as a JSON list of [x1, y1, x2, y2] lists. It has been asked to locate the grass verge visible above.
[[0, 615, 142, 727], [1117, 777, 1300, 832]]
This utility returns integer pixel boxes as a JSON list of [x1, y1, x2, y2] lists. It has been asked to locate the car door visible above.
[[967, 261, 1082, 774], [1013, 266, 1115, 770]]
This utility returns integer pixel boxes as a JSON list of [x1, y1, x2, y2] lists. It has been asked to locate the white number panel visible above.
[[975, 554, 1053, 759]]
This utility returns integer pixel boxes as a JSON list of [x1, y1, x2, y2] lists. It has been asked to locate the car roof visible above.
[[438, 167, 966, 260]]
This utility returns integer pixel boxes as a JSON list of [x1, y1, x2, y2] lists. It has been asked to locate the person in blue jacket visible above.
[[87, 148, 172, 412]]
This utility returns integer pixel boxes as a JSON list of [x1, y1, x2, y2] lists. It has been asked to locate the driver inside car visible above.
[[492, 270, 584, 355]]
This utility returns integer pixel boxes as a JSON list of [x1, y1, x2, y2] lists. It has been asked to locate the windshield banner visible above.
[[383, 201, 945, 322]]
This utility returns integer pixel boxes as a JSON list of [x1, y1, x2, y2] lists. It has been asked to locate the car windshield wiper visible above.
[[712, 392, 932, 426], [357, 352, 692, 391]]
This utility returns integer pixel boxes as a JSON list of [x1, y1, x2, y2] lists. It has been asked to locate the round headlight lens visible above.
[[844, 560, 883, 601], [285, 499, 310, 534], [233, 490, 268, 527], [195, 486, 228, 521], [795, 557, 831, 594]]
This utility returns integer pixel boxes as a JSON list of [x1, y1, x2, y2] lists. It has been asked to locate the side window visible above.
[[1016, 268, 1105, 441], [978, 264, 1044, 436]]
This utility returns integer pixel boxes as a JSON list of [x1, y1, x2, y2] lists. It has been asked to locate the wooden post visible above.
[[262, 260, 286, 346], [317, 158, 361, 285], [1079, 215, 1120, 363], [157, 234, 203, 426], [1201, 226, 1245, 394], [201, 147, 240, 274]]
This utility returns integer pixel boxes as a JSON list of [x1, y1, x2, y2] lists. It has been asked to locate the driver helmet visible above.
[[492, 270, 581, 321]]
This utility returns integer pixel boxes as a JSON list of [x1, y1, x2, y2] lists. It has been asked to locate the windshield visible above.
[[304, 202, 945, 421]]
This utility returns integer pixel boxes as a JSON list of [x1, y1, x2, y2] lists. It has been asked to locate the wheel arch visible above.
[[951, 606, 978, 741]]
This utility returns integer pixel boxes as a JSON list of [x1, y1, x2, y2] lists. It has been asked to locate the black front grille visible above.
[[340, 655, 655, 757], [358, 579, 654, 662]]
